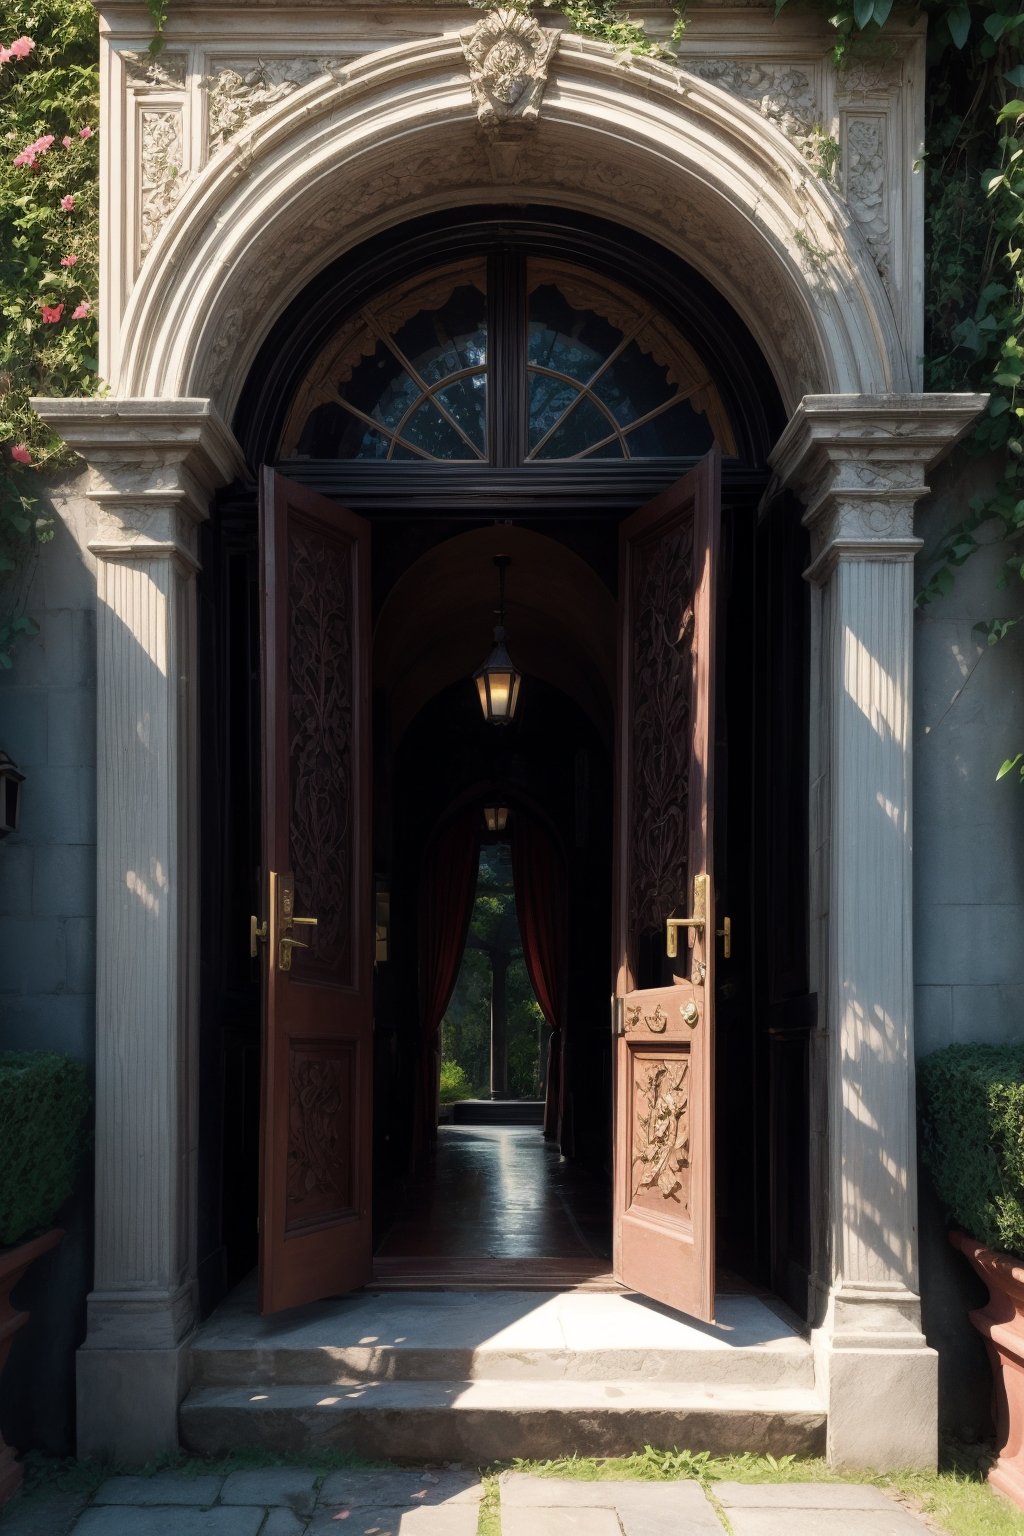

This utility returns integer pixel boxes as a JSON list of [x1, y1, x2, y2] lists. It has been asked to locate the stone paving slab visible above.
[[716, 1482, 897, 1509], [498, 1473, 723, 1534], [318, 1469, 484, 1507], [261, 1512, 307, 1536], [74, 1507, 266, 1536], [92, 1474, 225, 1506], [220, 1468, 319, 1512], [726, 1507, 931, 1536], [502, 1511, 623, 1536], [305, 1506, 480, 1534]]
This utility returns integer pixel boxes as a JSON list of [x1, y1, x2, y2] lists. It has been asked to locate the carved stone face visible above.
[[484, 38, 530, 105]]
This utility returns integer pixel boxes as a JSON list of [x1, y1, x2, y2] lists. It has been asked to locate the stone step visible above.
[[450, 1100, 545, 1125], [190, 1291, 816, 1391], [179, 1378, 826, 1462]]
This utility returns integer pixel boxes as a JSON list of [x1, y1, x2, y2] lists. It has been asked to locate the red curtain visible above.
[[416, 807, 481, 1153], [511, 816, 568, 1148]]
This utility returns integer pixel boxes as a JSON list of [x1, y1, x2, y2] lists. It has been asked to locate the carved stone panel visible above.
[[631, 1051, 691, 1214], [845, 113, 891, 287], [692, 60, 823, 167], [286, 1041, 355, 1230], [203, 58, 328, 156], [627, 517, 695, 948], [287, 514, 353, 985], [139, 108, 186, 259], [461, 8, 559, 128]]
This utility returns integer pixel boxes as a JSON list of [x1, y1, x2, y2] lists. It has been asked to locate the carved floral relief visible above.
[[287, 1046, 354, 1226], [627, 518, 694, 945], [845, 115, 891, 286], [632, 1056, 691, 1207], [287, 517, 354, 983], [139, 109, 186, 258], [203, 58, 329, 155]]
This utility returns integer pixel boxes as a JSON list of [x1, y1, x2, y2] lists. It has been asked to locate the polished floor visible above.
[[373, 1125, 612, 1276]]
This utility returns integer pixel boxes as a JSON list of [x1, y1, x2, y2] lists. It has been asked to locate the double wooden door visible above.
[[256, 454, 720, 1319]]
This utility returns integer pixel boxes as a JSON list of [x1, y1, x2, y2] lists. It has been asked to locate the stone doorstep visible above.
[[179, 1378, 826, 1462], [725, 1511, 931, 1536]]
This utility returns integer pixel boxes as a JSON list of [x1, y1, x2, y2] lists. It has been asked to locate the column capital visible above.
[[768, 393, 988, 583], [32, 397, 248, 569]]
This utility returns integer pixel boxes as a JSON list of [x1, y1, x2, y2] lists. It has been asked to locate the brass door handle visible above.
[[717, 916, 732, 959], [666, 873, 708, 959], [250, 916, 267, 958], [292, 916, 318, 929]]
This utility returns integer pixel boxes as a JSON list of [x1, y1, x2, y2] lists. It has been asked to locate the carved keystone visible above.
[[461, 8, 559, 129]]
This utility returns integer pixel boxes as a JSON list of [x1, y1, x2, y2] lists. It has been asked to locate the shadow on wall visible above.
[[0, 472, 97, 1455], [913, 452, 1024, 1439]]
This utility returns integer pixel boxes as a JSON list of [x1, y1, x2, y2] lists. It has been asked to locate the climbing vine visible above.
[[0, 0, 98, 666]]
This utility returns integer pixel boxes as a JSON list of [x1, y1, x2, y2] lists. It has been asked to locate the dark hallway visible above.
[[373, 1125, 612, 1286]]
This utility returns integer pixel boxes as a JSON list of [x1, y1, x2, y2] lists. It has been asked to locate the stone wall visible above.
[[913, 449, 1024, 1438], [0, 471, 96, 1454]]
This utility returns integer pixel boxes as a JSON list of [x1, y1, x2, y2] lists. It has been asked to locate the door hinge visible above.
[[611, 996, 625, 1037]]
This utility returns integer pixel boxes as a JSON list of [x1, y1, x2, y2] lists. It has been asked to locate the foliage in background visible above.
[[919, 1043, 1024, 1256], [441, 844, 547, 1100], [0, 1050, 90, 1246], [439, 1059, 475, 1103], [0, 0, 99, 667]]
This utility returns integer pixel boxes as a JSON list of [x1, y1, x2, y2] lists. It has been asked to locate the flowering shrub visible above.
[[0, 0, 98, 666]]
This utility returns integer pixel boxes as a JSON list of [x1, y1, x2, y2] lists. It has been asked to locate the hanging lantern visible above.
[[473, 555, 522, 725], [483, 805, 510, 834]]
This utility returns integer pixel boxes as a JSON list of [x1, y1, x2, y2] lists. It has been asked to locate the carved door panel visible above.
[[613, 448, 720, 1321], [258, 470, 372, 1315]]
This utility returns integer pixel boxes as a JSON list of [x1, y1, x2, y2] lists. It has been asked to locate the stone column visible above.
[[771, 393, 986, 1471], [32, 398, 247, 1460]]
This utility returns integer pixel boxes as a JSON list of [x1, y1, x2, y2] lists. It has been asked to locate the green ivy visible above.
[[470, 0, 686, 60], [0, 0, 99, 667]]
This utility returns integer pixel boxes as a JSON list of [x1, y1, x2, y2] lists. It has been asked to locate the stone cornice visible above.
[[768, 392, 989, 584], [32, 396, 248, 565]]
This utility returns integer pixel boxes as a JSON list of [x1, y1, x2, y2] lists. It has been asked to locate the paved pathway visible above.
[[2, 1467, 943, 1535], [498, 1474, 937, 1534]]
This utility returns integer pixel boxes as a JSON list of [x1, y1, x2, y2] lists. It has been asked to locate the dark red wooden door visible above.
[[258, 469, 372, 1314], [612, 448, 721, 1321]]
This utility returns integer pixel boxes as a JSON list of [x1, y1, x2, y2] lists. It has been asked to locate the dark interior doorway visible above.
[[194, 204, 815, 1323]]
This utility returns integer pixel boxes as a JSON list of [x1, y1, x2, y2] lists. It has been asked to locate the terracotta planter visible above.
[[950, 1229, 1024, 1510], [0, 1228, 63, 1505]]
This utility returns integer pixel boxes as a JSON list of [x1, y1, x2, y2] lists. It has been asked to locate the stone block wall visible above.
[[913, 449, 1024, 1438], [0, 470, 96, 1454]]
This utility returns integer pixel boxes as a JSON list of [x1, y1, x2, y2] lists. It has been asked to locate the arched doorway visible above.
[[194, 208, 806, 1318], [40, 16, 980, 1463]]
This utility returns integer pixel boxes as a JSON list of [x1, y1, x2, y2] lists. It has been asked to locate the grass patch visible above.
[[508, 1443, 1024, 1536], [477, 1472, 501, 1536]]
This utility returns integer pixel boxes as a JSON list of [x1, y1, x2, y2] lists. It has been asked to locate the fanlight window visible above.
[[281, 257, 735, 463]]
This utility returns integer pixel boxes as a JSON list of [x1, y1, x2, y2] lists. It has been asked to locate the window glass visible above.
[[282, 255, 736, 463]]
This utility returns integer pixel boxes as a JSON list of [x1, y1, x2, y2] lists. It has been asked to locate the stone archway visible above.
[[34, 17, 986, 1470]]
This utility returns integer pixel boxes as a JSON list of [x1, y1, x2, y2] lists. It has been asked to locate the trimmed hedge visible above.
[[0, 1051, 90, 1248], [918, 1044, 1024, 1259]]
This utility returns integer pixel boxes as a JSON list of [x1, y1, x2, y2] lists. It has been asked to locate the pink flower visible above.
[[40, 302, 64, 323], [60, 254, 77, 266], [33, 134, 54, 154], [9, 36, 34, 57], [78, 125, 92, 140], [72, 302, 90, 320], [60, 194, 74, 211], [0, 47, 12, 64], [61, 134, 72, 148], [10, 444, 32, 465], [12, 149, 35, 167]]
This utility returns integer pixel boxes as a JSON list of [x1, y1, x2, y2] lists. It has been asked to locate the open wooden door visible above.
[[257, 469, 373, 1315], [612, 447, 721, 1321]]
